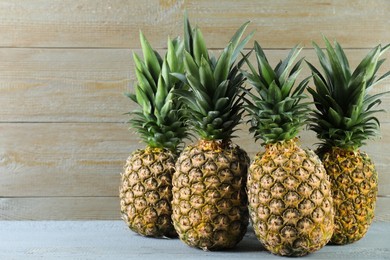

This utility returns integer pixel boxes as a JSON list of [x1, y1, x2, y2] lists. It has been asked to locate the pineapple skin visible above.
[[247, 139, 334, 256], [322, 147, 378, 245], [120, 147, 177, 237], [172, 140, 250, 250]]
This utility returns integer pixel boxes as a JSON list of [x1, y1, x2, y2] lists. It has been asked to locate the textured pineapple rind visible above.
[[247, 140, 334, 256], [322, 147, 378, 245], [172, 141, 250, 250], [119, 147, 177, 237]]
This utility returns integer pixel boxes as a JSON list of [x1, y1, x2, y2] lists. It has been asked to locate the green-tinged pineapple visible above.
[[308, 37, 390, 244], [120, 31, 189, 237], [244, 42, 334, 256], [171, 15, 253, 250]]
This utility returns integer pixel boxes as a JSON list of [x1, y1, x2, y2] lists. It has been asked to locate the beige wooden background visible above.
[[0, 0, 389, 221]]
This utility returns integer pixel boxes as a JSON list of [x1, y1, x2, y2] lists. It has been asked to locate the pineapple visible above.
[[171, 15, 253, 250], [244, 42, 334, 256], [120, 31, 188, 237], [307, 37, 390, 244]]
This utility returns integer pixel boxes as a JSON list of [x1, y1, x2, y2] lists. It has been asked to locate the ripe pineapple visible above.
[[120, 32, 188, 237], [244, 42, 334, 256], [307, 37, 390, 244], [171, 16, 253, 250]]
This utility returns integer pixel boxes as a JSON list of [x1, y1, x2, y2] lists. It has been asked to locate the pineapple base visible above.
[[247, 139, 334, 256], [119, 147, 177, 237], [172, 140, 250, 250], [322, 147, 378, 245]]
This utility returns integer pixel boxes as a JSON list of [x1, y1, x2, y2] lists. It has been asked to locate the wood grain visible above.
[[0, 197, 120, 220], [0, 48, 132, 123], [1, 48, 389, 123], [1, 0, 390, 220], [0, 0, 388, 48], [0, 123, 136, 197], [0, 222, 389, 259], [0, 123, 389, 197]]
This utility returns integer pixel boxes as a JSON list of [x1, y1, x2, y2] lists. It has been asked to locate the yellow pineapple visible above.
[[120, 32, 188, 237], [244, 42, 334, 256], [308, 38, 390, 244], [171, 14, 253, 250]]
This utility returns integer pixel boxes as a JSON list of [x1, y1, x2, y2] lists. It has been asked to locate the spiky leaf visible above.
[[244, 41, 308, 144], [127, 32, 189, 151], [173, 15, 253, 141], [308, 37, 390, 150]]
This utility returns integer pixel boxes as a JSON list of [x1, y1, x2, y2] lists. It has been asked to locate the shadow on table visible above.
[[233, 226, 266, 253]]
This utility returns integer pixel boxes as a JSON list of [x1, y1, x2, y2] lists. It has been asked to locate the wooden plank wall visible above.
[[0, 0, 389, 220]]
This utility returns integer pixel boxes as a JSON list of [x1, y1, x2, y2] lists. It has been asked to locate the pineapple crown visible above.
[[243, 41, 310, 145], [172, 13, 254, 141], [307, 37, 390, 151], [126, 31, 189, 151]]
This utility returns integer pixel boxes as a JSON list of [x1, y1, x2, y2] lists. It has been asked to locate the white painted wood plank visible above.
[[0, 0, 388, 48], [1, 48, 389, 123], [0, 48, 132, 123], [0, 197, 120, 220], [0, 123, 389, 198], [0, 221, 389, 259], [0, 123, 136, 197]]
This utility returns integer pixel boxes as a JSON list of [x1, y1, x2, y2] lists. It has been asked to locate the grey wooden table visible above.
[[0, 221, 389, 259]]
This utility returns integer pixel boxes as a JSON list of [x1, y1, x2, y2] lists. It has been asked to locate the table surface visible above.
[[0, 221, 389, 260]]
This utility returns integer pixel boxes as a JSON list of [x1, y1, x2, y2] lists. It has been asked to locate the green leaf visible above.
[[170, 72, 188, 85], [160, 99, 172, 119], [155, 75, 167, 111], [310, 74, 331, 103], [380, 43, 390, 55], [346, 105, 360, 128], [280, 68, 300, 98], [160, 59, 171, 90], [334, 40, 351, 80], [353, 45, 381, 81], [183, 51, 200, 80], [215, 97, 229, 110], [306, 60, 327, 86], [213, 80, 229, 103], [132, 52, 156, 91], [278, 45, 302, 84], [173, 89, 199, 112], [241, 52, 263, 87], [139, 31, 161, 82], [166, 37, 179, 73], [135, 85, 152, 115], [184, 10, 193, 55], [268, 81, 282, 104], [290, 57, 304, 76], [253, 41, 268, 63], [325, 94, 344, 116], [312, 41, 333, 87], [329, 107, 342, 126], [124, 92, 137, 103], [291, 75, 309, 97], [254, 42, 276, 85], [193, 27, 209, 65], [211, 118, 223, 127], [229, 21, 254, 65], [199, 56, 215, 94], [135, 67, 155, 101], [363, 92, 388, 111], [367, 70, 390, 90], [186, 74, 211, 109], [323, 37, 348, 101], [214, 43, 233, 84]]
